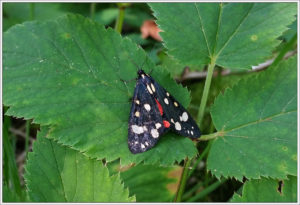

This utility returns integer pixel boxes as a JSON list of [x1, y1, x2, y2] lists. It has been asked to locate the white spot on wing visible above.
[[145, 141, 149, 146], [175, 122, 181, 131], [191, 131, 194, 135], [171, 118, 174, 123], [144, 104, 151, 111], [151, 83, 156, 92], [166, 92, 170, 96], [132, 125, 144, 134], [135, 100, 140, 105], [147, 84, 153, 94], [174, 102, 178, 107], [182, 112, 188, 122], [143, 126, 148, 131], [135, 111, 140, 117], [155, 123, 161, 129], [164, 98, 169, 105], [151, 129, 159, 138], [141, 144, 145, 149]]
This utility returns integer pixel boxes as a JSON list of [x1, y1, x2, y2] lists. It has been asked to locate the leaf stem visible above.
[[174, 158, 192, 202], [186, 178, 227, 202], [114, 4, 127, 33], [198, 132, 221, 141], [197, 58, 216, 126]]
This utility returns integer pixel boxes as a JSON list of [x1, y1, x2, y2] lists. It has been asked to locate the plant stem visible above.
[[197, 58, 216, 126], [3, 115, 22, 197], [188, 140, 212, 178], [114, 5, 126, 33], [29, 3, 35, 20], [271, 34, 297, 68], [182, 181, 203, 200], [175, 58, 217, 202], [174, 158, 192, 202], [187, 178, 226, 202], [90, 3, 96, 20], [25, 120, 30, 158]]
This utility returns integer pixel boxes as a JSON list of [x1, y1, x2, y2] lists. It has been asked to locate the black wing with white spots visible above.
[[152, 80, 201, 139], [128, 70, 201, 154]]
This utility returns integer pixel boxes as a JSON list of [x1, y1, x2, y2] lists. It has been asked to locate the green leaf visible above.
[[149, 3, 297, 70], [208, 57, 297, 180], [121, 164, 182, 202], [25, 128, 135, 202], [3, 14, 197, 166], [231, 176, 297, 202]]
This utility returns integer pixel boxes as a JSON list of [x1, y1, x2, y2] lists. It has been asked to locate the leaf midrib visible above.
[[215, 4, 254, 59], [223, 109, 296, 133]]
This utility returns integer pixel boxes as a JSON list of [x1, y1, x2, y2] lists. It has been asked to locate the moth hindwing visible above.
[[128, 69, 201, 154]]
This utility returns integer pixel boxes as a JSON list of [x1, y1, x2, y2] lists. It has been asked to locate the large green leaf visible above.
[[231, 176, 297, 202], [121, 164, 182, 202], [207, 57, 297, 180], [3, 14, 197, 166], [25, 128, 135, 202], [149, 3, 297, 71]]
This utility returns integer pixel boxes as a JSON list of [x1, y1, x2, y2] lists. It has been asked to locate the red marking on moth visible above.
[[155, 98, 163, 116], [163, 120, 170, 128]]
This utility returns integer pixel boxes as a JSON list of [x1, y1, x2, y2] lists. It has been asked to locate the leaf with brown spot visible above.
[[121, 164, 181, 202], [166, 166, 183, 194]]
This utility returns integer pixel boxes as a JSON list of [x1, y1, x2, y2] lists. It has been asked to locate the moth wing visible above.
[[128, 81, 169, 154], [152, 80, 201, 139]]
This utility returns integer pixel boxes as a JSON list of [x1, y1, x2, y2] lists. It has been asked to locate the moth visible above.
[[128, 69, 201, 154]]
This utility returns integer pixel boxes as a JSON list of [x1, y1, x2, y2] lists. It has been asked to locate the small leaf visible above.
[[231, 176, 297, 202], [25, 128, 135, 202], [141, 20, 162, 41], [3, 14, 196, 166], [149, 3, 297, 70], [121, 164, 182, 202], [208, 57, 297, 180]]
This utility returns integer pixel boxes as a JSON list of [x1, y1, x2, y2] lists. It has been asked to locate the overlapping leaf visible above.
[[231, 176, 297, 202], [121, 164, 182, 202], [208, 57, 297, 180], [150, 3, 297, 71], [25, 128, 135, 202], [3, 14, 197, 166]]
